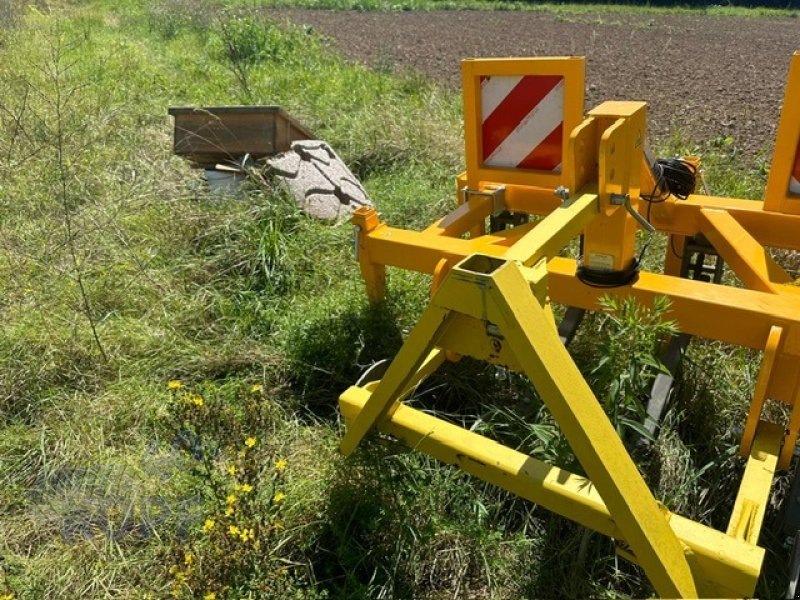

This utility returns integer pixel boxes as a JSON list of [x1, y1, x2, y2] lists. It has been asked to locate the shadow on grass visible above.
[[310, 443, 421, 600], [284, 300, 405, 416]]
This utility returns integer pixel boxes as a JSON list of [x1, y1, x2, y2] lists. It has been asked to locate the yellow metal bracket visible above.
[[341, 254, 697, 597]]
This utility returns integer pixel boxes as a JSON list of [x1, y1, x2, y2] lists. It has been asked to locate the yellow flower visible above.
[[273, 491, 285, 504], [245, 436, 257, 448], [184, 552, 193, 565], [239, 527, 255, 542], [204, 594, 217, 600], [240, 483, 253, 494], [191, 394, 204, 407], [225, 506, 235, 517], [167, 380, 183, 390], [227, 465, 236, 475], [202, 518, 215, 533], [226, 494, 238, 505], [251, 384, 262, 393], [228, 525, 240, 536], [274, 458, 287, 472], [168, 565, 178, 575]]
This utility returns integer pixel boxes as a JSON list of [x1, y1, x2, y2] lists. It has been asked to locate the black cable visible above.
[[642, 157, 698, 261], [670, 235, 684, 260], [654, 158, 697, 200]]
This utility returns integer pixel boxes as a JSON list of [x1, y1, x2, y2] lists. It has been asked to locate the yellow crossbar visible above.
[[339, 386, 764, 598]]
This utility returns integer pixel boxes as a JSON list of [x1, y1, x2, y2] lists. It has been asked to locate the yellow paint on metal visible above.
[[503, 192, 598, 266], [352, 207, 387, 302], [339, 305, 452, 456], [727, 421, 782, 544], [339, 53, 800, 600], [339, 387, 762, 598], [740, 326, 783, 456], [699, 208, 792, 293], [340, 255, 698, 597], [546, 257, 800, 357]]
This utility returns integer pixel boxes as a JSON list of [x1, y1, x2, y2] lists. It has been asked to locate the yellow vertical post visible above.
[[581, 103, 647, 274], [739, 326, 783, 456], [353, 207, 387, 303]]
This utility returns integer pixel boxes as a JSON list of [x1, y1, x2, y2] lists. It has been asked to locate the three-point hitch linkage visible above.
[[338, 53, 800, 598]]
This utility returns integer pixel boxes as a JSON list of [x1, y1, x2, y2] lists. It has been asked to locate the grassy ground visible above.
[[0, 1, 794, 599]]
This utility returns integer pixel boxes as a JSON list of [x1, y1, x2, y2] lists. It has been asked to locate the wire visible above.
[[653, 158, 697, 201], [642, 157, 698, 261], [577, 158, 698, 288]]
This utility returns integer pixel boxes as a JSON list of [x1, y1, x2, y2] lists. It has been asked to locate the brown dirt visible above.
[[271, 9, 800, 165]]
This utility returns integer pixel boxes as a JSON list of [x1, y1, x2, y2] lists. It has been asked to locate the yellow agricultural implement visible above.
[[338, 52, 800, 597]]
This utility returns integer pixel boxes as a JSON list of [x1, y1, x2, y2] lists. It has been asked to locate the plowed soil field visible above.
[[273, 9, 800, 165]]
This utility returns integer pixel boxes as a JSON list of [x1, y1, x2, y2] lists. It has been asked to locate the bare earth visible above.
[[272, 9, 800, 165]]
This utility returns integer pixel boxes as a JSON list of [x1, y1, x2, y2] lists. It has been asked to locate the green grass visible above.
[[0, 1, 794, 599]]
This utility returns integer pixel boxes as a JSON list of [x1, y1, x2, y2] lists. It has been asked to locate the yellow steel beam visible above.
[[453, 258, 697, 598], [365, 224, 510, 275], [503, 192, 598, 266], [699, 208, 792, 293], [647, 194, 800, 251], [740, 326, 783, 456], [359, 193, 800, 288], [339, 386, 763, 598], [546, 257, 800, 354], [423, 193, 493, 237], [339, 305, 452, 456], [727, 421, 782, 545], [450, 172, 800, 252]]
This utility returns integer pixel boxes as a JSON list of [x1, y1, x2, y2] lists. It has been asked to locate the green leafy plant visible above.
[[590, 295, 678, 440], [162, 381, 323, 599]]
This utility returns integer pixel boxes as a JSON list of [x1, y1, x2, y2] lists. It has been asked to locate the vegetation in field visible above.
[[0, 1, 793, 599]]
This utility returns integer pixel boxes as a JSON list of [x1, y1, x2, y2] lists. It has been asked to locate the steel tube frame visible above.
[[340, 54, 800, 598]]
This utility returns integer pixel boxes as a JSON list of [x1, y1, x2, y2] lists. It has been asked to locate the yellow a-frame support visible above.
[[339, 54, 800, 597], [342, 225, 698, 596]]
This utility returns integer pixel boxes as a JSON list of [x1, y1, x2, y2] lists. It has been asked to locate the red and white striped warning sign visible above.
[[480, 74, 565, 172], [790, 139, 800, 195]]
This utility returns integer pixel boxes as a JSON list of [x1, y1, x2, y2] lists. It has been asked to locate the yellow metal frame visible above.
[[340, 54, 800, 598]]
